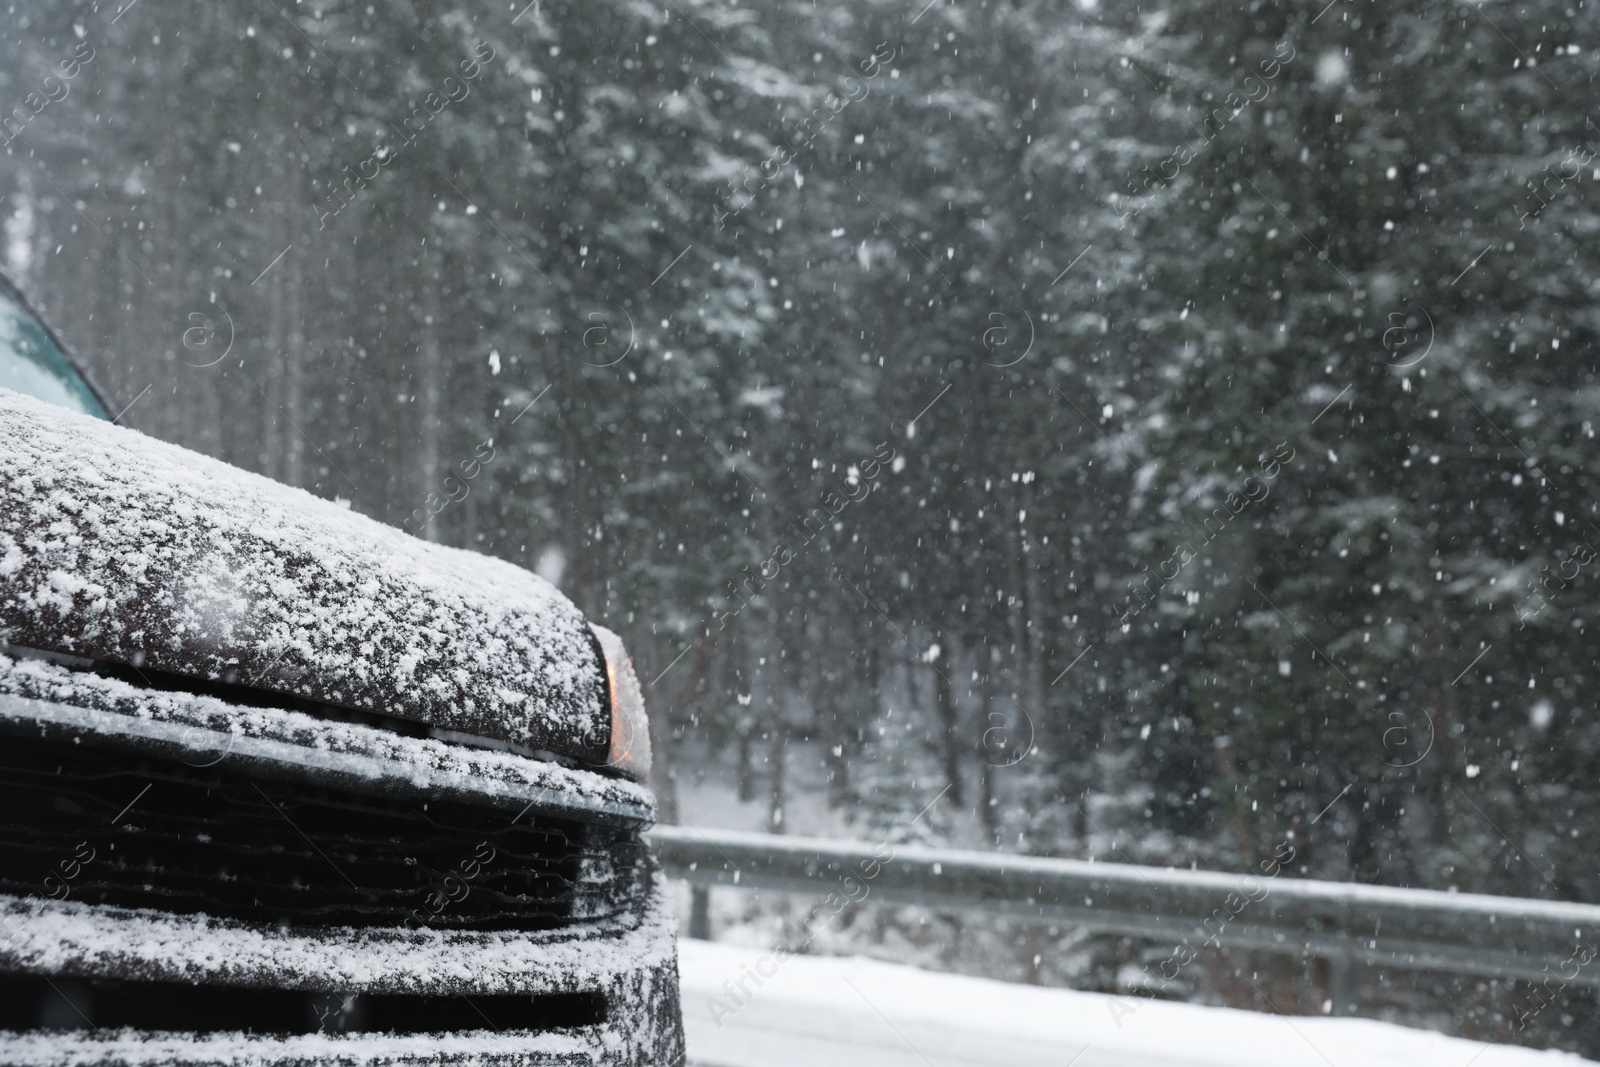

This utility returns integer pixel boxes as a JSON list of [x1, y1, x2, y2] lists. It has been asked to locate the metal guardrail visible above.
[[649, 825, 1600, 1011]]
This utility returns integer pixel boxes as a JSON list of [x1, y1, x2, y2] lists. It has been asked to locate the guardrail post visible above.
[[689, 884, 711, 940], [1329, 956, 1362, 1016]]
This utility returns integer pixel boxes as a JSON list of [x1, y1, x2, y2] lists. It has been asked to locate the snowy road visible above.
[[679, 941, 1593, 1067]]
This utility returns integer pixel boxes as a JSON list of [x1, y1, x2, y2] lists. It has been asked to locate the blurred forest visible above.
[[4, 0, 1599, 1051]]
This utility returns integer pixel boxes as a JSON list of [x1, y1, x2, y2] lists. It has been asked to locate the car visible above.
[[0, 272, 686, 1066]]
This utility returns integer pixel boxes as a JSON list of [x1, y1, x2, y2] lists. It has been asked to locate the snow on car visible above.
[[0, 275, 683, 1066]]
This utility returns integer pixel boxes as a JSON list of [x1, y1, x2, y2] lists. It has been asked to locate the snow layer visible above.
[[0, 870, 676, 995], [0, 390, 608, 759], [0, 652, 653, 823], [680, 940, 1593, 1067]]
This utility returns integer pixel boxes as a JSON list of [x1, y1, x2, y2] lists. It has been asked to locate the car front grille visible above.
[[0, 732, 647, 932]]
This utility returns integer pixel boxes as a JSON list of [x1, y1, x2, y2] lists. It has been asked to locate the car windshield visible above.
[[0, 293, 106, 419]]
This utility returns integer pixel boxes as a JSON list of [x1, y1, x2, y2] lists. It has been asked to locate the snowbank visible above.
[[679, 940, 1594, 1067]]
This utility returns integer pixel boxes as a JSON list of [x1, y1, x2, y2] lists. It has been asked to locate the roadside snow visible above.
[[679, 940, 1594, 1067]]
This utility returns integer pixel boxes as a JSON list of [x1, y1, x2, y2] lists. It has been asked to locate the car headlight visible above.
[[591, 625, 653, 782]]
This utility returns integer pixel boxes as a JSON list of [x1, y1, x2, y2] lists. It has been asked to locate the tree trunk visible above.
[[283, 251, 305, 488], [261, 215, 286, 479], [1014, 489, 1048, 760], [736, 723, 756, 803], [418, 286, 443, 542], [934, 635, 963, 806], [766, 721, 787, 833], [977, 673, 999, 841]]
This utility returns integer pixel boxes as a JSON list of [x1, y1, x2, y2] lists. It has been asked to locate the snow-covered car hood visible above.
[[0, 389, 611, 764]]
